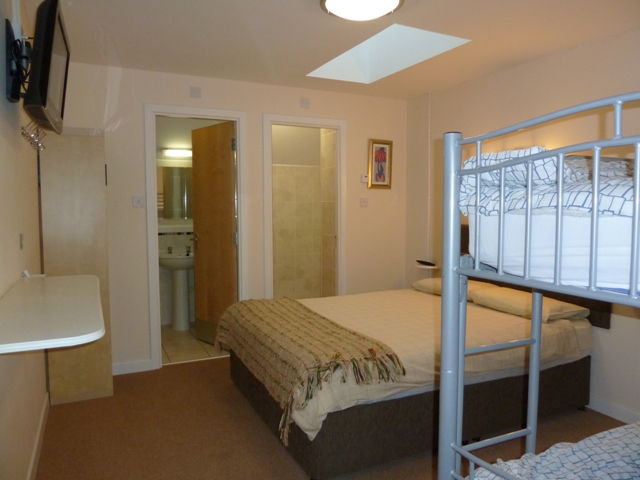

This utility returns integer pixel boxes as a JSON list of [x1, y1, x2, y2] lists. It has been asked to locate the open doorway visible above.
[[271, 125, 337, 298], [144, 105, 247, 369], [263, 115, 346, 298]]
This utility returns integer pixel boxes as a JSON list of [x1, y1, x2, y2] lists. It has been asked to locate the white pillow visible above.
[[461, 147, 590, 188], [411, 278, 498, 296], [468, 287, 590, 322]]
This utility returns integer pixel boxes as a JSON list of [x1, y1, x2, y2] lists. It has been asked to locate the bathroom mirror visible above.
[[156, 166, 193, 219], [155, 115, 222, 219]]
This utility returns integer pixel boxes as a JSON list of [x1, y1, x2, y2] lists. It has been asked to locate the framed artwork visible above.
[[368, 139, 392, 188]]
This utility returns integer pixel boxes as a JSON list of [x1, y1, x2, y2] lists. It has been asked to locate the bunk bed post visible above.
[[525, 290, 543, 453], [439, 131, 463, 480]]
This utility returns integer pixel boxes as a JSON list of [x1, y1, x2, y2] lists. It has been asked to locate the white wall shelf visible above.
[[0, 275, 105, 354]]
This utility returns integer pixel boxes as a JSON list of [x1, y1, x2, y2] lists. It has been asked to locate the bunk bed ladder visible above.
[[440, 131, 544, 479]]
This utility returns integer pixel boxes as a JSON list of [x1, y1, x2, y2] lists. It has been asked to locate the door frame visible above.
[[144, 104, 247, 369], [263, 114, 347, 297]]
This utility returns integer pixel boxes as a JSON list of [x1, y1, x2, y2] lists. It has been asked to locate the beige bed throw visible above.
[[217, 297, 405, 444]]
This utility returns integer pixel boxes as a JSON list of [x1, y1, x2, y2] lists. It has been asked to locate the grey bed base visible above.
[[230, 350, 590, 479], [439, 91, 640, 479]]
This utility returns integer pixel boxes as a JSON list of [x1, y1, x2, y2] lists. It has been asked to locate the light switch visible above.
[[360, 197, 369, 207]]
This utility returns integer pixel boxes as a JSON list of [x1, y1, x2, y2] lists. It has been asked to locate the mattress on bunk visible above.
[[270, 288, 592, 441], [469, 421, 640, 479], [467, 212, 635, 290], [459, 152, 636, 289]]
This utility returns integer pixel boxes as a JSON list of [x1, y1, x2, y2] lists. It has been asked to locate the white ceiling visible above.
[[21, 0, 640, 100]]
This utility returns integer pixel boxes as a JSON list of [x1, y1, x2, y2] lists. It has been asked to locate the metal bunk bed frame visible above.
[[438, 91, 640, 479]]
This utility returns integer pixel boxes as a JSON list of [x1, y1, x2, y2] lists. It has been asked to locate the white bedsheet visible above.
[[468, 212, 635, 290], [294, 289, 589, 440]]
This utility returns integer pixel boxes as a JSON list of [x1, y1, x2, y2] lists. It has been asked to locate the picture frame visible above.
[[368, 139, 392, 189]]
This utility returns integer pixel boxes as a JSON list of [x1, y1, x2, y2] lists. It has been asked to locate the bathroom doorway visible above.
[[145, 105, 247, 369], [263, 115, 346, 298]]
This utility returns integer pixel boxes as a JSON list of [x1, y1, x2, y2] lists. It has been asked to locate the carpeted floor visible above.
[[35, 357, 624, 480]]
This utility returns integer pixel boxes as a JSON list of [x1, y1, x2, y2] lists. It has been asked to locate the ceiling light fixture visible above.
[[321, 0, 404, 21], [162, 149, 192, 158]]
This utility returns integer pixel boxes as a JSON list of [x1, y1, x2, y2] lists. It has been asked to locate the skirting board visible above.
[[28, 392, 49, 480], [589, 395, 640, 425], [112, 359, 159, 376]]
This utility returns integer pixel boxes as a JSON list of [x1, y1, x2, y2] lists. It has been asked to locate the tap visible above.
[[186, 245, 191, 255]]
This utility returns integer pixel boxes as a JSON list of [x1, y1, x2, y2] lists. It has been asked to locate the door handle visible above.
[[192, 233, 199, 250]]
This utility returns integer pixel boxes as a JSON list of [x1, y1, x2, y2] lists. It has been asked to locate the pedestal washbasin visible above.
[[159, 250, 194, 331], [159, 251, 194, 270]]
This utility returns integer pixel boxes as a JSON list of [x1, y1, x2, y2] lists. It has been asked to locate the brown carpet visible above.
[[36, 357, 624, 480]]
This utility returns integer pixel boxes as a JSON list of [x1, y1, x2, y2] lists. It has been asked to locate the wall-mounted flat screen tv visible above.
[[23, 0, 70, 134]]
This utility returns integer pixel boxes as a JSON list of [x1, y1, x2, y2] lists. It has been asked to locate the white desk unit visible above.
[[0, 274, 105, 354]]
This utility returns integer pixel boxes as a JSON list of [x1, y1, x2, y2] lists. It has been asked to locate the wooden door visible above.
[[192, 122, 238, 344], [40, 133, 113, 404]]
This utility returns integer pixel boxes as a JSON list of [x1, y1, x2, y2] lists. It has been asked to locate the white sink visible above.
[[159, 250, 194, 331], [159, 251, 194, 271]]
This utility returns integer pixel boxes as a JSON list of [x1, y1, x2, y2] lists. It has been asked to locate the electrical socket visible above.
[[132, 196, 145, 208]]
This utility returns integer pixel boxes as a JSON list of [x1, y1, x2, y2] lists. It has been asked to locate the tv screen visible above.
[[23, 0, 70, 134]]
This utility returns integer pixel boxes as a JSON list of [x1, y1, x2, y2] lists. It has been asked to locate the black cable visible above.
[[9, 37, 31, 92]]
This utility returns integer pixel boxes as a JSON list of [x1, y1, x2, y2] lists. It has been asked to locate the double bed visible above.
[[219, 277, 606, 479], [439, 91, 640, 479]]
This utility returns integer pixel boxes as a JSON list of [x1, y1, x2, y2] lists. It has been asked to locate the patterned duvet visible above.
[[459, 148, 634, 217], [470, 421, 640, 479]]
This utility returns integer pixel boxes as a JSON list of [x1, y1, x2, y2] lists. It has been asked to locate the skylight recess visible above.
[[308, 24, 469, 84]]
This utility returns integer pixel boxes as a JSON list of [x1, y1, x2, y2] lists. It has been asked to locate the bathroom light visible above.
[[162, 149, 192, 158], [321, 0, 403, 21]]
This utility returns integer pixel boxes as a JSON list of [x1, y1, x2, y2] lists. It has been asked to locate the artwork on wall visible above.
[[367, 139, 392, 188]]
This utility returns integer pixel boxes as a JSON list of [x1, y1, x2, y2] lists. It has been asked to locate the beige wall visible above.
[[0, 1, 50, 478], [410, 28, 640, 422], [405, 94, 432, 286], [63, 63, 407, 372], [272, 124, 320, 166]]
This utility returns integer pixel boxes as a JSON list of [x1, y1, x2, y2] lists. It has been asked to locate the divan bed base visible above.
[[230, 351, 591, 479]]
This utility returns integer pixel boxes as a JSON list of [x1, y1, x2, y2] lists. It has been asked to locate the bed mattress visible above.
[[292, 289, 590, 440], [468, 212, 635, 290]]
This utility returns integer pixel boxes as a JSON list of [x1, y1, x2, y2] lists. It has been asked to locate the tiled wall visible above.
[[273, 164, 322, 299], [157, 231, 194, 253], [272, 128, 337, 299]]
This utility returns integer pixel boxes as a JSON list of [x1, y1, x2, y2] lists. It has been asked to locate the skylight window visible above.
[[308, 24, 469, 84]]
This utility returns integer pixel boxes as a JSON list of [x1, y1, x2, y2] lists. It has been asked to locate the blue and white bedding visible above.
[[469, 421, 640, 479], [459, 147, 635, 217]]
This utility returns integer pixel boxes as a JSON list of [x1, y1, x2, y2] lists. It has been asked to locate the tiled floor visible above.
[[161, 325, 229, 364]]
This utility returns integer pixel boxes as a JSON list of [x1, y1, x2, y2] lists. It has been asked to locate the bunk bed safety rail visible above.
[[459, 135, 640, 304]]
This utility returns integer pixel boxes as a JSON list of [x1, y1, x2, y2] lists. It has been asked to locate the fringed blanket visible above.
[[216, 297, 406, 445]]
